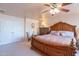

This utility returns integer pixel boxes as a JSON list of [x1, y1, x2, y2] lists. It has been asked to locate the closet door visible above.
[[11, 20, 24, 42], [0, 20, 12, 45], [0, 18, 24, 45]]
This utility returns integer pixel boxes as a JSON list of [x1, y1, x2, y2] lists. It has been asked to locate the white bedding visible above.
[[35, 34, 76, 46]]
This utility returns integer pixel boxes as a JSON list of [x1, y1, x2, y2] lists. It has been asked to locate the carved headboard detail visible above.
[[50, 22, 76, 37]]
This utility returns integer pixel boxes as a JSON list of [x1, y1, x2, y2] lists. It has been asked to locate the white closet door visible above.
[[0, 17, 24, 45], [11, 20, 24, 42], [0, 21, 12, 45]]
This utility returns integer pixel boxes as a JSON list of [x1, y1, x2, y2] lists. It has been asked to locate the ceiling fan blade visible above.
[[60, 8, 69, 12], [62, 3, 72, 6], [41, 9, 49, 13], [44, 4, 50, 7], [42, 10, 49, 13]]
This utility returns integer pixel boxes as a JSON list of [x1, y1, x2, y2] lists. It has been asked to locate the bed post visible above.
[[70, 38, 77, 56], [70, 39, 75, 47], [74, 26, 77, 46]]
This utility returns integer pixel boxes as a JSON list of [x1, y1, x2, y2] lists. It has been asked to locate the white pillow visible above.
[[60, 31, 74, 37], [50, 31, 60, 36], [50, 31, 74, 37]]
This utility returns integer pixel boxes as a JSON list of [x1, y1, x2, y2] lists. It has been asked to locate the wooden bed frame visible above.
[[31, 22, 77, 56]]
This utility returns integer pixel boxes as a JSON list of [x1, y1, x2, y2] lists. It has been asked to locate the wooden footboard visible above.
[[31, 37, 77, 56]]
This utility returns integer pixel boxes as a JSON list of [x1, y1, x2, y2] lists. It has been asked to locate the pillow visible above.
[[50, 31, 74, 37], [59, 31, 74, 37], [50, 31, 60, 36]]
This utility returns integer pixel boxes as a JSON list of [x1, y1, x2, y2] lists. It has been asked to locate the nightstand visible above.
[[39, 27, 50, 35]]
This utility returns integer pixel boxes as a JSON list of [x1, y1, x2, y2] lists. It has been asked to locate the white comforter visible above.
[[35, 34, 76, 46]]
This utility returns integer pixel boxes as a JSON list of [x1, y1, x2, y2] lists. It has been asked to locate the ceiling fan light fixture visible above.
[[43, 3, 70, 15], [57, 3, 62, 8], [49, 9, 54, 14], [49, 8, 60, 14], [54, 8, 60, 13]]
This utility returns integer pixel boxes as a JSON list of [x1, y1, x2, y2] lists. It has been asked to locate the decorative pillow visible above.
[[50, 31, 60, 36], [59, 31, 74, 37]]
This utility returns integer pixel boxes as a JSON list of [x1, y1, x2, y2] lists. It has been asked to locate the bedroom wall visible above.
[[0, 14, 24, 45], [47, 14, 79, 27]]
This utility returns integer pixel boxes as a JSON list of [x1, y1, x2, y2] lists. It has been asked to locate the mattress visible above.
[[34, 34, 76, 46]]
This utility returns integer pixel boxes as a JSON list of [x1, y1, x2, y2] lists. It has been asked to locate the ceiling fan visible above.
[[41, 3, 72, 15]]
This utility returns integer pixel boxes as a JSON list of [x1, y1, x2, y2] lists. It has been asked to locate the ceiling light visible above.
[[49, 8, 60, 14], [49, 9, 54, 14], [57, 3, 62, 8], [54, 8, 60, 13]]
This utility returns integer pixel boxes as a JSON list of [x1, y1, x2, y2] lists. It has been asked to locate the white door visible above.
[[0, 18, 24, 45], [0, 20, 12, 45]]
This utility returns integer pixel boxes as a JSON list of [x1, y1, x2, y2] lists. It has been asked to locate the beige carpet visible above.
[[0, 40, 41, 56], [0, 40, 79, 56]]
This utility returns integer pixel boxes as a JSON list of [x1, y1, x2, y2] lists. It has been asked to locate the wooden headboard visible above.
[[50, 22, 76, 31], [50, 22, 76, 37]]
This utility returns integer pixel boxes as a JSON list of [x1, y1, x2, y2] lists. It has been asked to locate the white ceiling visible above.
[[0, 3, 79, 19], [0, 3, 44, 19]]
